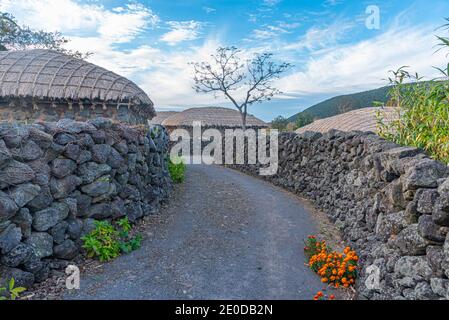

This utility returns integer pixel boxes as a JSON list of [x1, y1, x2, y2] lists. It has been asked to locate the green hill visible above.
[[288, 86, 391, 122]]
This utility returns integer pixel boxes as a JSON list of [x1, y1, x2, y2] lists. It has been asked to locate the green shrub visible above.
[[81, 220, 121, 262], [81, 217, 143, 262], [0, 278, 26, 300], [168, 156, 186, 183], [377, 19, 449, 164]]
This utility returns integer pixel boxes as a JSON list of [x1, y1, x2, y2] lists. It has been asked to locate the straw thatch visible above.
[[296, 107, 399, 134], [162, 107, 268, 128], [149, 111, 179, 125], [0, 49, 155, 118]]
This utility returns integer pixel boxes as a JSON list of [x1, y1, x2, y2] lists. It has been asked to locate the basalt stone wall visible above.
[[0, 100, 148, 125], [229, 130, 449, 300], [0, 118, 172, 288]]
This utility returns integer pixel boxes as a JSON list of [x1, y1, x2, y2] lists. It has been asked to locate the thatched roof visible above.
[[296, 107, 399, 134], [0, 49, 155, 118], [149, 111, 179, 125], [162, 107, 268, 128]]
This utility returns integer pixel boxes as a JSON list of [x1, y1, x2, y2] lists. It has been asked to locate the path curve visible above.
[[65, 165, 326, 300]]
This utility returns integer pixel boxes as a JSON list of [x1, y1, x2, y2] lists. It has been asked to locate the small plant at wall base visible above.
[[304, 236, 358, 289], [0, 278, 26, 300], [168, 156, 186, 183], [81, 218, 143, 262]]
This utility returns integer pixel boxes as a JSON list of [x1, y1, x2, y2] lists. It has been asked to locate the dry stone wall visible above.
[[229, 130, 449, 300], [0, 118, 172, 288], [0, 100, 149, 125]]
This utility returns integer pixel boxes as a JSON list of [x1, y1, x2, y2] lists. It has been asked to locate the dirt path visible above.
[[64, 165, 333, 300]]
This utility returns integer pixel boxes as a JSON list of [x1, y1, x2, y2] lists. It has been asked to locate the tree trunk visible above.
[[240, 111, 247, 130]]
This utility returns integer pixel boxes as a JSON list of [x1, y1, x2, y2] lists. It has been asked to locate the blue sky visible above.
[[1, 0, 449, 121]]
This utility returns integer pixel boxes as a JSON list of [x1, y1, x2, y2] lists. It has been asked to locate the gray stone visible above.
[[375, 211, 409, 240], [413, 282, 437, 300], [430, 278, 449, 298], [393, 224, 430, 255], [418, 214, 447, 243], [25, 232, 53, 259], [81, 177, 111, 197], [417, 189, 439, 214], [22, 252, 44, 274], [433, 194, 449, 227], [0, 124, 29, 148], [32, 202, 69, 232], [49, 221, 68, 244], [403, 159, 447, 190], [0, 191, 18, 222], [426, 246, 445, 277], [77, 150, 92, 164], [111, 198, 126, 219], [51, 158, 76, 178], [0, 160, 35, 188], [126, 202, 143, 222], [91, 130, 106, 144], [73, 193, 92, 217], [0, 224, 22, 254], [394, 256, 433, 281], [28, 127, 53, 149], [107, 147, 125, 169], [50, 175, 82, 199], [53, 239, 78, 260], [443, 234, 449, 278], [54, 132, 76, 145], [77, 133, 94, 148], [55, 119, 96, 134], [438, 177, 449, 194], [91, 144, 111, 163], [114, 140, 128, 155], [77, 162, 111, 184], [12, 208, 32, 238], [0, 266, 34, 289], [8, 183, 41, 207], [61, 197, 77, 217], [11, 140, 43, 161], [0, 139, 11, 167], [66, 219, 82, 240], [87, 117, 113, 129], [0, 243, 33, 267], [81, 218, 96, 236], [89, 203, 112, 219], [27, 185, 53, 211]]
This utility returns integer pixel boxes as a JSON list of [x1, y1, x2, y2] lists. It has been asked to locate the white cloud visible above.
[[277, 24, 448, 98], [203, 6, 216, 14], [160, 21, 204, 46], [0, 0, 158, 43], [284, 21, 354, 51]]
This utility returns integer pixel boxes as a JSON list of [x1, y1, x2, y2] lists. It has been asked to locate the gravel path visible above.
[[64, 165, 328, 300]]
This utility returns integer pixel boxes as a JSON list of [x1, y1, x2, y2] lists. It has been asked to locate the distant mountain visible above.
[[288, 86, 391, 123]]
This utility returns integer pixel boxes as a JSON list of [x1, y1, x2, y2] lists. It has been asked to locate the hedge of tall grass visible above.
[[377, 19, 449, 164]]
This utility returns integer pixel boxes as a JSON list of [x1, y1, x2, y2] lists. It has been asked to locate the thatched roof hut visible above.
[[296, 107, 398, 134], [162, 107, 267, 129], [149, 111, 179, 125], [0, 49, 155, 124]]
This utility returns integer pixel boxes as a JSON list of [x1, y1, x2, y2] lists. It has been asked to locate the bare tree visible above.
[[191, 46, 291, 129]]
